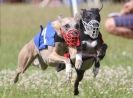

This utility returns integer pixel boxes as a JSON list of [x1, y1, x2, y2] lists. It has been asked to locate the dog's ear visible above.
[[90, 8, 100, 13], [94, 1, 103, 12], [80, 9, 86, 16], [74, 13, 81, 21], [52, 15, 63, 30], [95, 8, 100, 12], [57, 15, 64, 24], [99, 1, 103, 11]]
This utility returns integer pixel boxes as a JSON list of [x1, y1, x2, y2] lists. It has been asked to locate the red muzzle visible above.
[[61, 29, 80, 47]]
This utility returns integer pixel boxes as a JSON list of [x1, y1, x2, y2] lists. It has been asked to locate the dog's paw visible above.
[[74, 89, 79, 95], [56, 63, 65, 72], [75, 59, 82, 70], [75, 53, 82, 70], [93, 67, 99, 78]]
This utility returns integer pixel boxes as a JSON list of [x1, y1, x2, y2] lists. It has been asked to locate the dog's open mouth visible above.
[[61, 29, 80, 47]]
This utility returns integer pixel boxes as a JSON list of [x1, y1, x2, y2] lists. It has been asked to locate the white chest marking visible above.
[[82, 40, 98, 48]]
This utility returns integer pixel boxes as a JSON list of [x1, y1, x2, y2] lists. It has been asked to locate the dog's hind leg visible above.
[[14, 52, 34, 83], [14, 42, 36, 83]]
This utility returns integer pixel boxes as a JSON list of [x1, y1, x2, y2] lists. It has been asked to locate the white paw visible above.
[[75, 53, 82, 70], [75, 59, 82, 70], [66, 69, 72, 81]]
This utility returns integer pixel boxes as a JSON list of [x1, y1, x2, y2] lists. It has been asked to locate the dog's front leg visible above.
[[75, 52, 83, 70], [97, 43, 108, 60], [93, 43, 108, 77], [49, 52, 72, 81]]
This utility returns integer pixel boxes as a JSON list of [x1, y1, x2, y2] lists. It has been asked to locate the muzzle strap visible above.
[[82, 19, 100, 39]]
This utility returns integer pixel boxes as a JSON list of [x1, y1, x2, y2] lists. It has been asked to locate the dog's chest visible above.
[[82, 40, 98, 50], [81, 32, 98, 48], [85, 40, 97, 47], [80, 40, 98, 70]]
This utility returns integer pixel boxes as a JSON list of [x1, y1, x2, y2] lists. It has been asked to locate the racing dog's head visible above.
[[58, 17, 81, 47], [80, 8, 101, 39]]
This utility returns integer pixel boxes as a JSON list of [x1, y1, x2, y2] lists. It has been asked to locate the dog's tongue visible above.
[[76, 38, 80, 46], [64, 53, 70, 58]]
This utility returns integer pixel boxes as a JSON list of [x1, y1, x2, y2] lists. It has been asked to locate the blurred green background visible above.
[[0, 1, 133, 98]]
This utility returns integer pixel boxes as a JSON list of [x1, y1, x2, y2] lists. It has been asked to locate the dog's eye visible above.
[[87, 15, 91, 18], [86, 13, 93, 19], [75, 24, 79, 29], [64, 24, 70, 28]]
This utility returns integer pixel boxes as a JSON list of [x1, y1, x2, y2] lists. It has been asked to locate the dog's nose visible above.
[[72, 31, 78, 36]]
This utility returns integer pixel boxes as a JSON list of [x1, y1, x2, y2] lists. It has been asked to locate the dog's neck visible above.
[[80, 29, 99, 42]]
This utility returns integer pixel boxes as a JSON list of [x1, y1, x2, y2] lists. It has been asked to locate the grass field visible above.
[[0, 3, 133, 98]]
